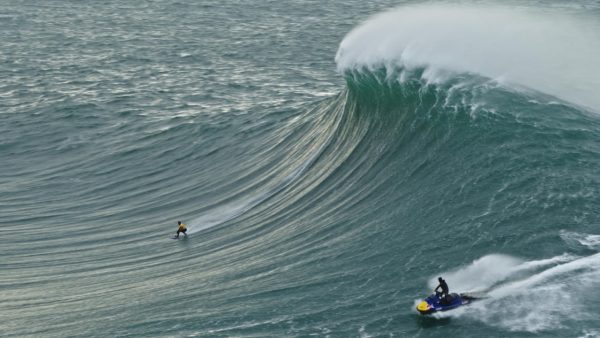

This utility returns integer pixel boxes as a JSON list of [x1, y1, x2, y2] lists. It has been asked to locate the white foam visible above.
[[579, 330, 600, 338], [479, 253, 600, 332], [560, 230, 600, 250], [423, 252, 600, 332], [427, 253, 575, 292], [489, 252, 600, 298], [336, 4, 600, 112]]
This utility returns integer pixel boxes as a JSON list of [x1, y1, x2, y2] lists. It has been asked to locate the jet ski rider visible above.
[[435, 277, 449, 299]]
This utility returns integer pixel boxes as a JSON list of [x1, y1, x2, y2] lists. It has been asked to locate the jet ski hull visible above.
[[416, 292, 477, 315]]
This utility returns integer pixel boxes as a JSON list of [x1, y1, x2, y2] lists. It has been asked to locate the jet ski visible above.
[[416, 291, 487, 315]]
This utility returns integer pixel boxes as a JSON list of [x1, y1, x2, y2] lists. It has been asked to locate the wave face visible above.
[[3, 1, 600, 337], [338, 68, 600, 331]]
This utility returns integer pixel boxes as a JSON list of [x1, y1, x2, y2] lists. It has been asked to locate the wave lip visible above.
[[336, 4, 600, 111]]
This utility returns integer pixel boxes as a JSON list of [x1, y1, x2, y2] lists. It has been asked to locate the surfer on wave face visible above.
[[175, 221, 187, 238]]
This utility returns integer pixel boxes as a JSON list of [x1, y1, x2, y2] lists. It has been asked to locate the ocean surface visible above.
[[2, 1, 600, 337]]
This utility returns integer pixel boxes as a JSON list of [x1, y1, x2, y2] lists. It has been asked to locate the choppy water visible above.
[[2, 1, 600, 337]]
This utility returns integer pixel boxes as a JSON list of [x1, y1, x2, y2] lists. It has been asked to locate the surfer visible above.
[[175, 221, 187, 238], [435, 277, 449, 298]]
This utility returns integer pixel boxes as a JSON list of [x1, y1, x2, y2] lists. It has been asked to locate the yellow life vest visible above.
[[178, 223, 187, 231]]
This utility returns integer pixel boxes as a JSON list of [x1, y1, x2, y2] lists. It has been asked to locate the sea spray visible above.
[[423, 252, 600, 332], [336, 4, 600, 112]]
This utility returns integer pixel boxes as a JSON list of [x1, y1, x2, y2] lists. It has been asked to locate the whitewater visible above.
[[2, 1, 600, 337], [336, 4, 600, 112]]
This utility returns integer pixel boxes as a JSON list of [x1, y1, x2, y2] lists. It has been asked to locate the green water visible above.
[[2, 1, 600, 337]]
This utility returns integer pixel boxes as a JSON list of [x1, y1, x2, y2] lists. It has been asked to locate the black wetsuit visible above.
[[435, 279, 449, 297]]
